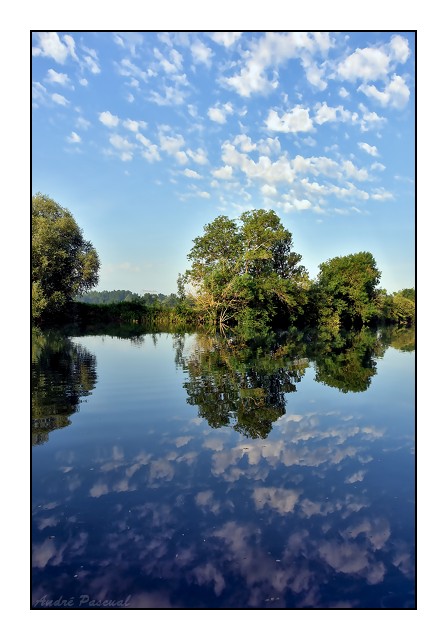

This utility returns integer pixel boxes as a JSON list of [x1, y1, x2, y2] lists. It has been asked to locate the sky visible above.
[[32, 31, 415, 295]]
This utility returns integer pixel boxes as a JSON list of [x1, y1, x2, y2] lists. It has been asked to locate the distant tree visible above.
[[32, 193, 100, 321]]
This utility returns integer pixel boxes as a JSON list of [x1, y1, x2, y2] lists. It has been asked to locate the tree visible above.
[[186, 209, 309, 334], [390, 294, 415, 326], [32, 193, 100, 321], [315, 252, 381, 330]]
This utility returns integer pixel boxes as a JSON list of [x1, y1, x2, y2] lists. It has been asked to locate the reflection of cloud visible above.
[[32, 532, 88, 569], [203, 437, 225, 451], [176, 451, 198, 465], [195, 490, 218, 513], [192, 562, 226, 596], [90, 481, 109, 497], [341, 517, 391, 550], [392, 547, 414, 580], [319, 538, 386, 585], [253, 487, 302, 514], [175, 436, 192, 447], [32, 539, 58, 568], [345, 469, 367, 483], [149, 459, 175, 482], [36, 516, 58, 530]]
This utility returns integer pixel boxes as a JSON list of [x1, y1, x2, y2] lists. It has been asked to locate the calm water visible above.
[[32, 327, 415, 609]]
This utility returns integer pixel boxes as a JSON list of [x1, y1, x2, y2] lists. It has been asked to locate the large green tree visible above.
[[315, 251, 381, 330], [32, 194, 100, 321], [186, 209, 309, 334]]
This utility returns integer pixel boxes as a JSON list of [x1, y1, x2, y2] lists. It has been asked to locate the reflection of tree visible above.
[[379, 326, 415, 353], [310, 330, 381, 393], [180, 334, 307, 439], [32, 330, 97, 445]]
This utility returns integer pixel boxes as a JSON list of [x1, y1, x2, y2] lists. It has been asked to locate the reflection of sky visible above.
[[32, 334, 414, 609]]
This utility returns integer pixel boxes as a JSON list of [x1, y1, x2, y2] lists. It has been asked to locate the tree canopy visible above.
[[314, 252, 381, 331], [32, 194, 100, 321], [186, 209, 309, 335]]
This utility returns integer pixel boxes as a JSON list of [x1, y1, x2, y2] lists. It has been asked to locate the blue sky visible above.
[[32, 31, 415, 295]]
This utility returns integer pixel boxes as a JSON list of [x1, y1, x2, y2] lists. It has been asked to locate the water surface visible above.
[[32, 328, 415, 609]]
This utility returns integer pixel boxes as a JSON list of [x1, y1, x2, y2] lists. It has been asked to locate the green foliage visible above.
[[395, 287, 415, 302], [390, 294, 415, 326], [314, 252, 381, 330], [32, 194, 100, 322], [186, 209, 309, 333]]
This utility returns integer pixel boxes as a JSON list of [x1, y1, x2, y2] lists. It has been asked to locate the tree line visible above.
[[77, 289, 180, 307], [32, 194, 415, 334]]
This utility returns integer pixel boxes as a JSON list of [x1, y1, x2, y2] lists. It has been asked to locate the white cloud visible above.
[[154, 47, 183, 74], [359, 74, 410, 109], [339, 87, 349, 98], [208, 102, 233, 124], [51, 93, 69, 106], [337, 46, 390, 82], [141, 147, 160, 163], [209, 32, 242, 47], [184, 168, 202, 179], [32, 82, 48, 106], [302, 136, 317, 147], [223, 32, 332, 97], [117, 58, 155, 83], [282, 197, 312, 212], [123, 118, 147, 132], [212, 165, 233, 180], [358, 104, 387, 132], [358, 142, 379, 157], [256, 137, 281, 156], [191, 40, 213, 66], [342, 160, 369, 182], [109, 134, 133, 151], [314, 102, 353, 126], [75, 116, 90, 129], [197, 191, 210, 199], [261, 184, 277, 196], [300, 52, 327, 90], [175, 151, 188, 165], [45, 69, 70, 86], [66, 131, 81, 143], [337, 34, 411, 84], [371, 188, 394, 200], [371, 162, 386, 171], [149, 83, 187, 106], [233, 134, 256, 152], [159, 132, 185, 156], [113, 32, 144, 56], [32, 32, 77, 64], [63, 35, 78, 61], [187, 148, 208, 165], [83, 55, 100, 74], [136, 133, 160, 162], [99, 111, 119, 127], [389, 35, 411, 63], [265, 105, 314, 133], [109, 134, 134, 161]]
